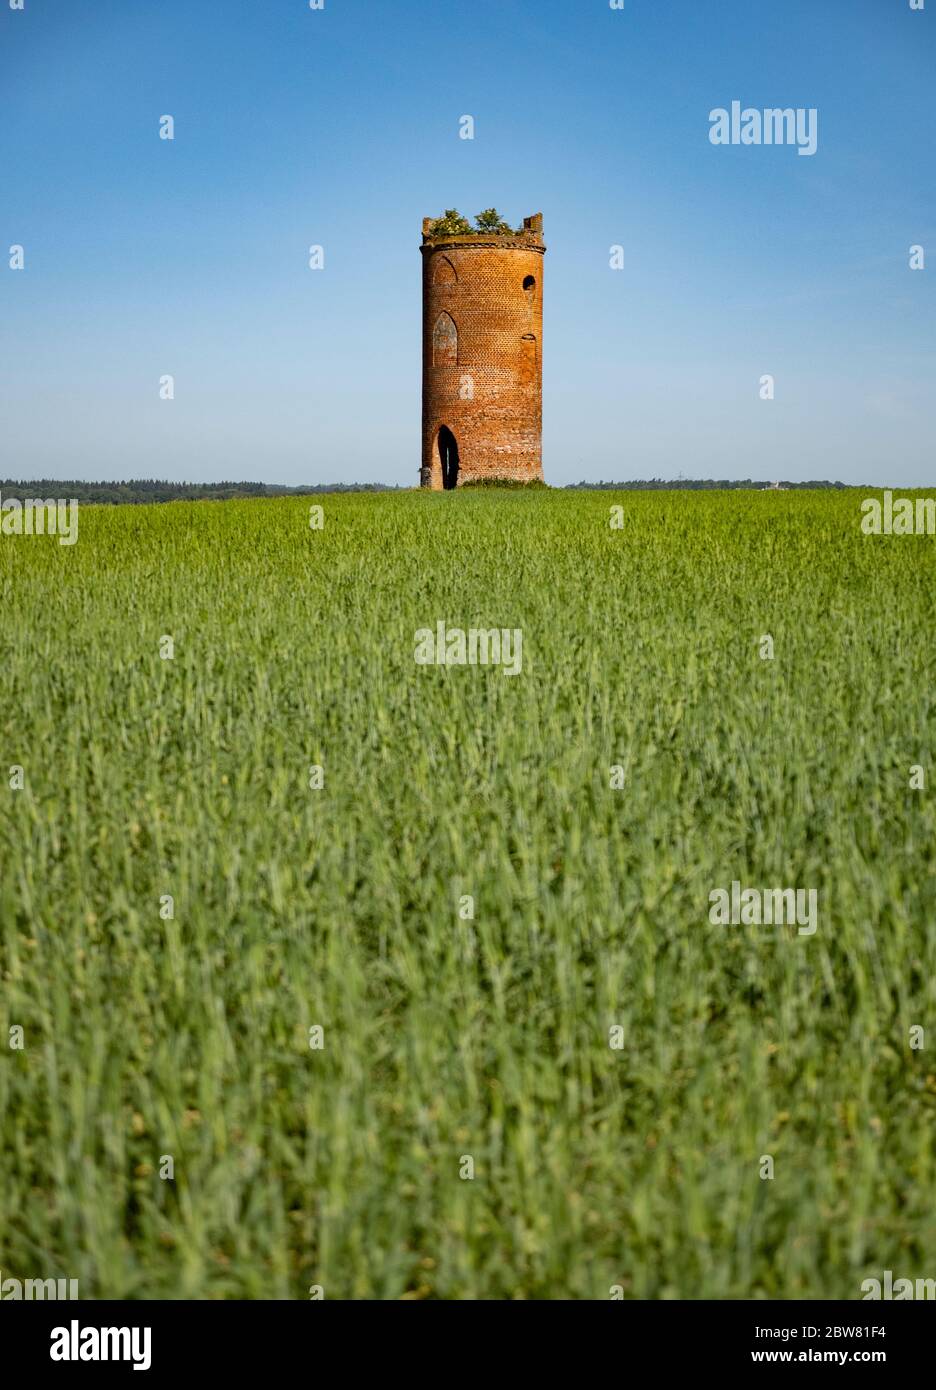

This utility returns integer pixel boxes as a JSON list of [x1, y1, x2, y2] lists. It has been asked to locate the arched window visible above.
[[433, 312, 457, 366], [434, 255, 457, 286], [522, 274, 535, 295]]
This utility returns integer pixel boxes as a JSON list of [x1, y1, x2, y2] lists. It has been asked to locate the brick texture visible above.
[[420, 214, 545, 488]]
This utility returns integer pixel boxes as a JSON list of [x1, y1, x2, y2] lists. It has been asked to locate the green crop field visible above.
[[1, 488, 934, 1300]]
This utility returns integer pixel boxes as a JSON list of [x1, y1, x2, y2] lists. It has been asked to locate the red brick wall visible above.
[[420, 218, 545, 488]]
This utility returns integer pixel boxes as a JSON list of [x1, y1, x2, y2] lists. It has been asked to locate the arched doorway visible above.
[[438, 426, 459, 489]]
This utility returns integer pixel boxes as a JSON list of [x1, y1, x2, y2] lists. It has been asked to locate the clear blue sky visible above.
[[1, 0, 933, 487]]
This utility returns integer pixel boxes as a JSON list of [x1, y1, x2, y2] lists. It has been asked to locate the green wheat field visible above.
[[1, 488, 934, 1299]]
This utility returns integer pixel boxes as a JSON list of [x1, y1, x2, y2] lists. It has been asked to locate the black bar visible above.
[[2, 1299, 930, 1374]]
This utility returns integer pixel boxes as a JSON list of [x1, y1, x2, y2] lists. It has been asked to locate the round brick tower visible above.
[[420, 213, 545, 488]]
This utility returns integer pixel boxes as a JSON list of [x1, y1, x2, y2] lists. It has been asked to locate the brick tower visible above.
[[420, 213, 545, 488]]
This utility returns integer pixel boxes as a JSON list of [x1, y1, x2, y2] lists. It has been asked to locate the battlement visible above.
[[421, 213, 544, 252]]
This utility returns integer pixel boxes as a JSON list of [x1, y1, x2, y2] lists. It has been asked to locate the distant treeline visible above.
[[0, 479, 399, 504], [567, 479, 850, 491], [1, 477, 852, 504]]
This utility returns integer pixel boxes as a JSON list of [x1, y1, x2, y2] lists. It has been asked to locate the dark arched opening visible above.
[[438, 426, 459, 489]]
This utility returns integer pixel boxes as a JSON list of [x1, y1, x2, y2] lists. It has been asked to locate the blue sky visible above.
[[1, 0, 933, 487]]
